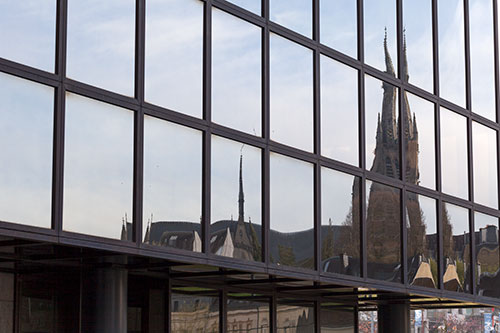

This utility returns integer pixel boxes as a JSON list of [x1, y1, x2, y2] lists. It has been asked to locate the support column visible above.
[[377, 302, 410, 333], [82, 266, 128, 333]]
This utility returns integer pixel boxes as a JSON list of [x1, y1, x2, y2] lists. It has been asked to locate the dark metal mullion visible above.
[[220, 289, 227, 333], [464, 0, 472, 113], [313, 0, 321, 276], [437, 198, 444, 290], [270, 293, 277, 332], [493, 0, 500, 215], [396, 0, 408, 286], [469, 209, 476, 294], [52, 0, 68, 235], [203, 0, 213, 254], [166, 277, 171, 333], [262, 0, 270, 265], [357, 0, 367, 279], [133, 0, 146, 245], [315, 299, 321, 333]]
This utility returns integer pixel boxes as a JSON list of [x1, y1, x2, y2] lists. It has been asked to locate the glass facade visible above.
[[2, 1, 500, 330]]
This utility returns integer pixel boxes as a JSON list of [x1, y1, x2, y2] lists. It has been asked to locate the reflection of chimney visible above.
[[238, 153, 245, 222]]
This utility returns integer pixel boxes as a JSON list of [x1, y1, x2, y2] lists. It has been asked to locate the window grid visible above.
[[0, 0, 499, 307]]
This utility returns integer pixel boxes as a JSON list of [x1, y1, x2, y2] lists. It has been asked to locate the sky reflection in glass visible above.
[[270, 0, 312, 37], [67, 0, 135, 96], [0, 73, 53, 229], [145, 0, 203, 118], [270, 34, 313, 152], [63, 93, 134, 240], [143, 116, 202, 247], [403, 0, 433, 92], [212, 8, 261, 136], [0, 0, 56, 72], [321, 56, 358, 166], [320, 0, 357, 58], [438, 0, 466, 107]]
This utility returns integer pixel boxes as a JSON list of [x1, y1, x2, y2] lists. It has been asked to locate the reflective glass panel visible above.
[[270, 153, 314, 269], [63, 93, 134, 240], [270, 0, 312, 37], [475, 212, 499, 298], [321, 306, 355, 332], [171, 290, 219, 332], [227, 0, 260, 15], [366, 180, 401, 282], [365, 75, 400, 179], [0, 1, 56, 72], [406, 193, 438, 288], [321, 56, 358, 166], [438, 0, 466, 107], [276, 301, 314, 332], [143, 116, 202, 251], [470, 0, 496, 121], [402, 0, 433, 92], [473, 122, 498, 209], [145, 0, 203, 118], [0, 73, 53, 228], [320, 0, 357, 58], [211, 136, 262, 261], [227, 298, 269, 332], [212, 8, 261, 136], [270, 34, 313, 152], [440, 108, 468, 199], [406, 93, 435, 189], [321, 167, 360, 276], [364, 0, 397, 75], [67, 0, 135, 96], [442, 203, 470, 293]]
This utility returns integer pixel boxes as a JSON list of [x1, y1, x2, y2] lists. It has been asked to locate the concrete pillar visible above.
[[378, 302, 410, 333], [0, 273, 14, 333], [82, 267, 128, 333]]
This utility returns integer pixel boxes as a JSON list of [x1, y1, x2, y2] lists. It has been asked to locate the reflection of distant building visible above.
[[475, 224, 500, 298], [137, 154, 262, 261], [322, 33, 436, 285]]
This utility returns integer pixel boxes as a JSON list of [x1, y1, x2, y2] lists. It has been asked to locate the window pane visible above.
[[211, 136, 262, 261], [321, 168, 360, 276], [470, 0, 496, 121], [277, 302, 314, 332], [270, 34, 313, 152], [227, 0, 260, 15], [364, 0, 397, 75], [63, 93, 134, 240], [321, 56, 358, 166], [320, 0, 357, 58], [143, 116, 202, 251], [406, 193, 438, 288], [145, 0, 203, 118], [473, 122, 498, 208], [365, 75, 400, 179], [227, 298, 269, 332], [403, 0, 433, 92], [270, 0, 312, 37], [366, 180, 401, 282], [321, 306, 355, 332], [440, 108, 468, 199], [438, 0, 466, 107], [171, 290, 219, 332], [406, 93, 435, 189], [0, 73, 53, 228], [443, 203, 471, 293], [67, 0, 135, 96], [0, 1, 56, 72], [270, 153, 314, 269], [474, 212, 499, 298], [212, 9, 261, 136]]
